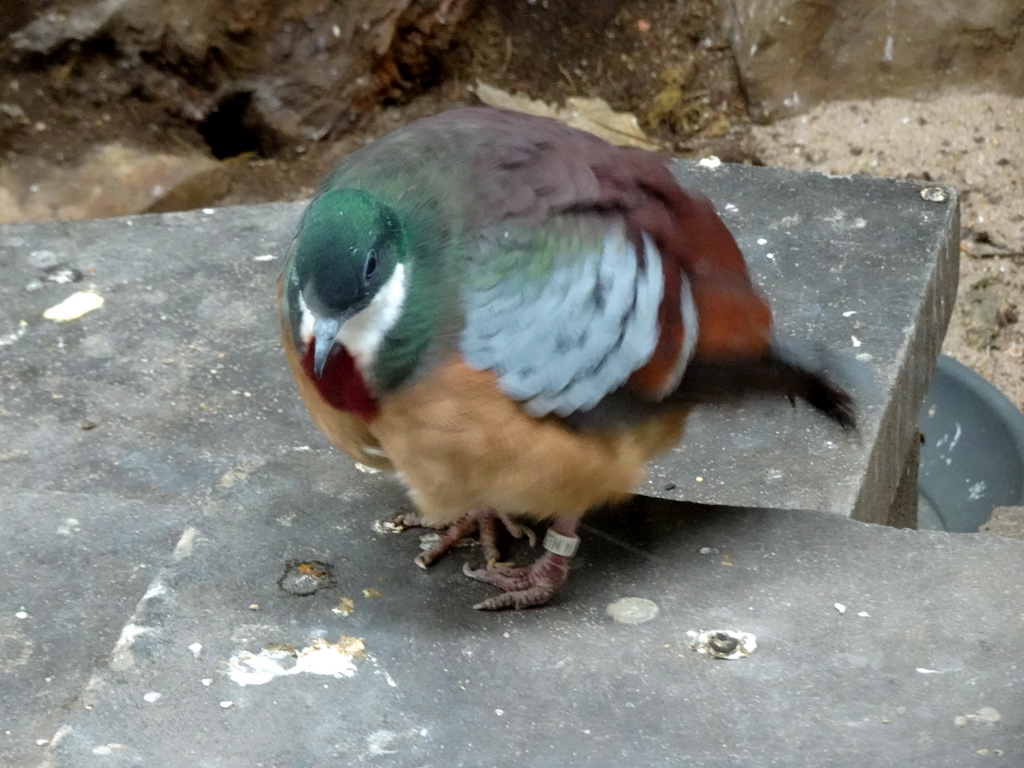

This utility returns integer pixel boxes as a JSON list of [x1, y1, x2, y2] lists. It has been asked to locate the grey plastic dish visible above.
[[918, 355, 1024, 531]]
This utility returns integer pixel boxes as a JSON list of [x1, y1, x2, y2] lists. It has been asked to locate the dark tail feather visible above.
[[668, 341, 857, 430]]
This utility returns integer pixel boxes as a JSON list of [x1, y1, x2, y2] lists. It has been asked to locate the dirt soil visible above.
[[1, 1, 1021, 408]]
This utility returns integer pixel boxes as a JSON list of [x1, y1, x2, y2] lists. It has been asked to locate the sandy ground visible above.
[[752, 93, 1024, 410]]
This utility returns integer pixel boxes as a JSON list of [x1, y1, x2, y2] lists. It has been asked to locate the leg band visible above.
[[542, 528, 579, 557]]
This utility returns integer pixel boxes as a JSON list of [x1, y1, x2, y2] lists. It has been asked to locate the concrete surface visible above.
[[0, 160, 999, 768], [638, 163, 958, 527], [37, 497, 1024, 767]]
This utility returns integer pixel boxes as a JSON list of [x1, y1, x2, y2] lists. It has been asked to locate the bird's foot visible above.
[[408, 508, 536, 570], [463, 527, 579, 610], [479, 509, 537, 567], [414, 511, 480, 569], [380, 511, 434, 532]]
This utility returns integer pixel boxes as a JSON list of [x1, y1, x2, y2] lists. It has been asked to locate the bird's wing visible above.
[[442, 112, 698, 418], [459, 209, 679, 418]]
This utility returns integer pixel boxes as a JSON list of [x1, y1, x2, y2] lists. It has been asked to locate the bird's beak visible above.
[[312, 317, 342, 379]]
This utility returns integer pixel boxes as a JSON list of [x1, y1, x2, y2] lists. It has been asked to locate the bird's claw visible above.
[[395, 508, 535, 570], [463, 549, 571, 611], [477, 510, 536, 564], [381, 511, 432, 533], [463, 562, 557, 610]]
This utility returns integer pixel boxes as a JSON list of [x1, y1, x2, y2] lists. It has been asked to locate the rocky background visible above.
[[1, 0, 1021, 406]]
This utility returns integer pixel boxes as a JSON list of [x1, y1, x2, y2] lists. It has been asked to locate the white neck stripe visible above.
[[337, 263, 407, 375], [298, 263, 407, 381]]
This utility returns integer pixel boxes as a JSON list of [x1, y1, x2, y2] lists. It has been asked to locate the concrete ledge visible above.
[[37, 486, 1024, 766], [0, 160, 964, 766], [650, 163, 959, 526]]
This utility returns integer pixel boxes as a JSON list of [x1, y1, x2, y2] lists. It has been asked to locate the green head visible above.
[[284, 188, 405, 377]]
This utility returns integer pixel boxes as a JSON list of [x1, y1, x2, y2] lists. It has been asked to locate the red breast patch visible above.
[[302, 343, 380, 422]]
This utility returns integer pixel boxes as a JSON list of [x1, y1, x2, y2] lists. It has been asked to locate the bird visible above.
[[278, 106, 855, 611]]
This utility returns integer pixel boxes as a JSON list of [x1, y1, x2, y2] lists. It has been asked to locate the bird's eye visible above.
[[364, 251, 378, 281]]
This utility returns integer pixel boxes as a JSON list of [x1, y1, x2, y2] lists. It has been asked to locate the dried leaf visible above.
[[473, 82, 661, 150]]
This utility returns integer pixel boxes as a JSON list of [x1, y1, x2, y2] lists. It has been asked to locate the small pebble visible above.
[[919, 186, 947, 203], [709, 632, 739, 655], [687, 628, 757, 660]]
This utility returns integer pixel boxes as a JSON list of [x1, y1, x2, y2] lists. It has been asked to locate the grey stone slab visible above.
[[644, 163, 958, 524], [0, 205, 308, 767], [37, 466, 1024, 767], [0, 203, 309, 501], [0, 492, 183, 768]]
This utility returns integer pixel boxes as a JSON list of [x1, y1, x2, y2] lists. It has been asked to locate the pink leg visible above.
[[464, 515, 581, 610], [387, 508, 536, 570], [479, 509, 538, 566], [414, 511, 479, 569]]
